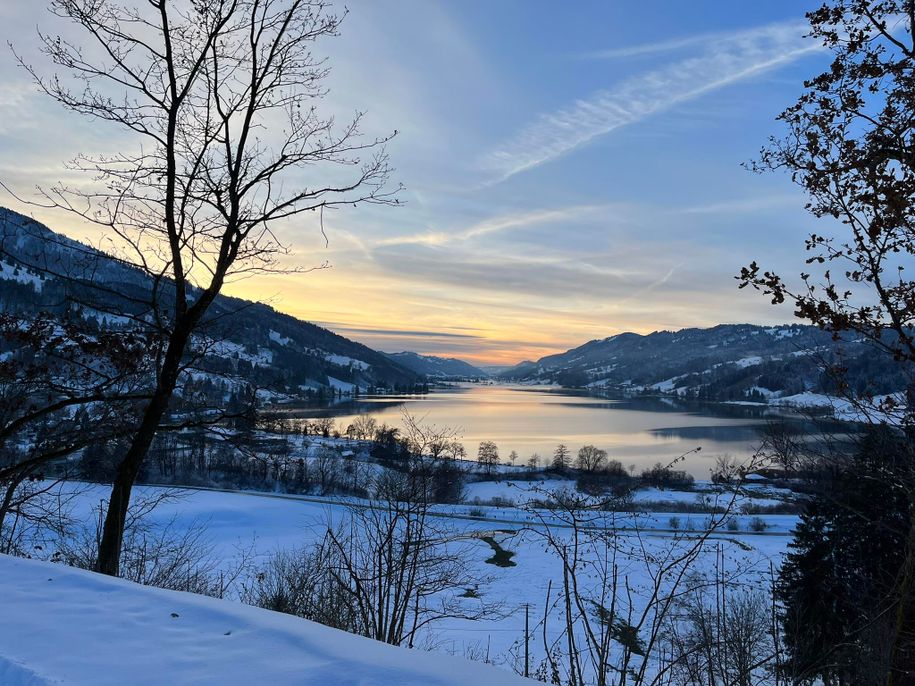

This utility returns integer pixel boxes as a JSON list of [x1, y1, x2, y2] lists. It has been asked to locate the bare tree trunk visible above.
[[0, 471, 27, 543], [96, 322, 193, 575]]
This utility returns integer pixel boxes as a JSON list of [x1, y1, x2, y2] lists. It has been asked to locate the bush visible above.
[[748, 516, 768, 532], [640, 463, 695, 490], [576, 459, 632, 495], [241, 543, 357, 632]]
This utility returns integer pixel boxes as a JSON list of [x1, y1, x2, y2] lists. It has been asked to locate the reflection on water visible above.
[[273, 384, 826, 476]]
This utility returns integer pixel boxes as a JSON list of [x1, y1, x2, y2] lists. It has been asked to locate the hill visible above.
[[500, 323, 902, 403], [0, 208, 420, 397]]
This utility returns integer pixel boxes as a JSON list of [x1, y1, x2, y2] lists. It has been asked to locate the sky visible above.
[[0, 1, 832, 366]]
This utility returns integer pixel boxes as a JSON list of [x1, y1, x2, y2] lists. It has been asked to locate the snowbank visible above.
[[0, 554, 535, 686]]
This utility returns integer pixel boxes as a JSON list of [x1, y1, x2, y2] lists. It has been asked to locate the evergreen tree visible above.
[[777, 427, 911, 684]]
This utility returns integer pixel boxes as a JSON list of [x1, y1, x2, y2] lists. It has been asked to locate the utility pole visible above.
[[524, 603, 530, 678]]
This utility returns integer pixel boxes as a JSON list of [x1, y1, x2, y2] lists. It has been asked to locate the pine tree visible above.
[[777, 427, 911, 683], [551, 444, 570, 471]]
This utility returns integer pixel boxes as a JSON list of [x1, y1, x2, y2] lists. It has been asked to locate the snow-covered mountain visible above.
[[500, 324, 901, 402], [383, 351, 488, 379], [0, 208, 420, 395]]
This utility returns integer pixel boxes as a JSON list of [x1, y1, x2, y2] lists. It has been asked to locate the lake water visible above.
[[277, 384, 811, 477]]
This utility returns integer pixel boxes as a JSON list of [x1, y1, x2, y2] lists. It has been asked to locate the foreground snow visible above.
[[0, 554, 536, 686], [16, 484, 790, 669]]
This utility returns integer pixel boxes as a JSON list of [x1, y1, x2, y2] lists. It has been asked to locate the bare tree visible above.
[[14, 0, 399, 575], [58, 489, 250, 597], [575, 445, 608, 473], [662, 553, 777, 686], [345, 414, 377, 442], [757, 422, 804, 474], [312, 417, 336, 439], [525, 454, 764, 686], [253, 472, 500, 647], [399, 410, 464, 461], [477, 440, 499, 475], [241, 538, 359, 630]]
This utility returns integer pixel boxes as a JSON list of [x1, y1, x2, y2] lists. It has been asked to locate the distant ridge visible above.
[[383, 351, 488, 379], [499, 323, 901, 403]]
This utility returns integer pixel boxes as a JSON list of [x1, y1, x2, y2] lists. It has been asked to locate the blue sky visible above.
[[0, 1, 830, 364]]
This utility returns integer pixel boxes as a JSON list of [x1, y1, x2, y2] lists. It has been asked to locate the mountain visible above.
[[500, 324, 903, 403], [382, 351, 488, 379], [479, 364, 521, 376], [0, 208, 420, 396]]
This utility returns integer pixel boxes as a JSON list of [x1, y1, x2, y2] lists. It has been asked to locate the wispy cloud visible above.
[[376, 204, 607, 247], [320, 324, 484, 340], [480, 21, 820, 183], [677, 193, 802, 215], [578, 30, 730, 60]]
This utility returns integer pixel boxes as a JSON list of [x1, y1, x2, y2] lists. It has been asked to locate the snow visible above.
[[209, 340, 274, 365], [768, 391, 885, 422], [648, 374, 690, 393], [0, 554, 535, 686], [770, 391, 835, 409], [464, 478, 575, 504], [254, 388, 297, 404], [629, 487, 704, 504], [696, 389, 906, 423], [6, 482, 795, 680], [765, 327, 801, 339], [324, 353, 370, 371], [462, 479, 787, 511], [733, 355, 763, 368], [326, 376, 356, 392], [268, 330, 292, 346], [0, 260, 44, 291]]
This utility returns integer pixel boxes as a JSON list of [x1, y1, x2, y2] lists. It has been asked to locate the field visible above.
[[5, 478, 794, 681]]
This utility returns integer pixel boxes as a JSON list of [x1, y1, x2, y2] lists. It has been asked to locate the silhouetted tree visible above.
[[551, 443, 571, 471], [778, 427, 911, 684], [738, 3, 915, 677], [574, 444, 607, 472], [477, 440, 499, 475], [15, 0, 399, 575]]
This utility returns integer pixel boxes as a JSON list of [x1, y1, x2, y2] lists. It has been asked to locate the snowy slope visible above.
[[498, 323, 904, 404], [0, 207, 419, 394], [0, 553, 536, 686]]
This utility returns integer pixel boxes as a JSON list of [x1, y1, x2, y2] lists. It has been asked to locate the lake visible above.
[[275, 384, 819, 476]]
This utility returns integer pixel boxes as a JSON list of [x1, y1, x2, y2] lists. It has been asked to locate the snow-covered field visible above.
[[4, 482, 793, 682], [0, 554, 535, 686]]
